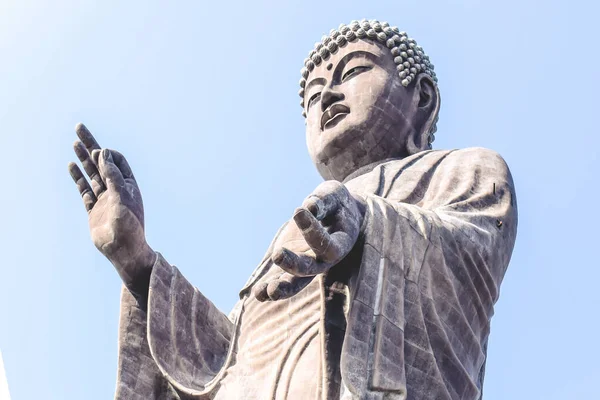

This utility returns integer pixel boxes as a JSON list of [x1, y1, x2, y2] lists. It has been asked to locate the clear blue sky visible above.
[[0, 1, 598, 399]]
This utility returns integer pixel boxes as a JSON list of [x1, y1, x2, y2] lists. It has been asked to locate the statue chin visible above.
[[310, 145, 346, 182], [310, 130, 391, 182], [312, 149, 361, 182], [309, 127, 367, 181], [314, 160, 335, 181]]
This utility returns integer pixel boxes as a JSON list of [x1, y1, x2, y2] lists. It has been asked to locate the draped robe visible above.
[[114, 147, 518, 400]]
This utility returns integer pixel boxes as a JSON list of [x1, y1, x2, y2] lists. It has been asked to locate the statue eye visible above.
[[342, 66, 371, 82], [307, 92, 321, 111]]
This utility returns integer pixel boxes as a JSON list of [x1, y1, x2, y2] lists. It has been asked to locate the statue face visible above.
[[303, 39, 436, 181]]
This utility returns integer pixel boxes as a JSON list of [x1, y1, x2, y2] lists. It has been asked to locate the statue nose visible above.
[[321, 87, 345, 112]]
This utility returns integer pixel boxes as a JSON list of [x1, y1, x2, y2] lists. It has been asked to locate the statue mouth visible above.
[[321, 104, 350, 130]]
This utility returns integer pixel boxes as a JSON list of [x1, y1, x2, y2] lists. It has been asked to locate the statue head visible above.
[[300, 19, 441, 181]]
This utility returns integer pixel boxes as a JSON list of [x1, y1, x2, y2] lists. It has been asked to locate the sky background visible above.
[[0, 1, 598, 399]]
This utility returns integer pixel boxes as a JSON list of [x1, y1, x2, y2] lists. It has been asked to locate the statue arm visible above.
[[115, 253, 236, 400], [146, 253, 234, 393], [115, 284, 183, 400], [114, 217, 289, 399], [341, 148, 518, 398], [352, 148, 518, 284]]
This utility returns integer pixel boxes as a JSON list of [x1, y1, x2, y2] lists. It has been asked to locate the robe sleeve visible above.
[[114, 254, 235, 400], [114, 219, 285, 400], [115, 284, 182, 400], [341, 148, 517, 400]]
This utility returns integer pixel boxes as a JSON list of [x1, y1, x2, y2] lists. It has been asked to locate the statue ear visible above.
[[414, 74, 440, 146]]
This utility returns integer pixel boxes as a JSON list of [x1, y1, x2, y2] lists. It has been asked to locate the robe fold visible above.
[[114, 147, 517, 400]]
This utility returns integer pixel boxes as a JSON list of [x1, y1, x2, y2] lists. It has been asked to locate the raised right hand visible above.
[[68, 123, 156, 297]]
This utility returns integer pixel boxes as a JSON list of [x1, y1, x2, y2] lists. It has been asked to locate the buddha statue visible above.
[[68, 19, 517, 400]]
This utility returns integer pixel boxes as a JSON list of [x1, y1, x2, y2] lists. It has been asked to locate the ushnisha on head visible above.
[[300, 19, 441, 182]]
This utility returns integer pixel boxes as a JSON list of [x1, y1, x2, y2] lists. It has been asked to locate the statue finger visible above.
[[303, 181, 348, 220], [91, 148, 101, 166], [98, 149, 125, 191], [252, 281, 270, 302], [273, 247, 330, 276], [266, 273, 314, 301], [327, 231, 355, 262], [73, 140, 106, 196], [293, 208, 334, 260], [68, 162, 97, 211], [296, 206, 357, 264], [319, 207, 360, 263], [331, 205, 361, 239], [75, 123, 101, 154], [109, 150, 135, 180]]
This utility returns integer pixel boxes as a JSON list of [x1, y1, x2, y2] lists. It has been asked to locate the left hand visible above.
[[253, 181, 366, 301]]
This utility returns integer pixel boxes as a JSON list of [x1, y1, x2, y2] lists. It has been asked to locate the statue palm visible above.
[[68, 123, 155, 297]]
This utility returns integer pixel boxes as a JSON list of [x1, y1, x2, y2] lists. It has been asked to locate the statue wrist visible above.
[[112, 242, 157, 297]]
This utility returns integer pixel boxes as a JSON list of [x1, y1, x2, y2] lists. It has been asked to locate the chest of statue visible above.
[[215, 265, 323, 399]]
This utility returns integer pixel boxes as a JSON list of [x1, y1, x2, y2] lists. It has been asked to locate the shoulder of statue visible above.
[[388, 147, 513, 188], [450, 146, 504, 159], [390, 147, 510, 174], [445, 147, 511, 173], [435, 147, 515, 196], [345, 147, 512, 193]]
